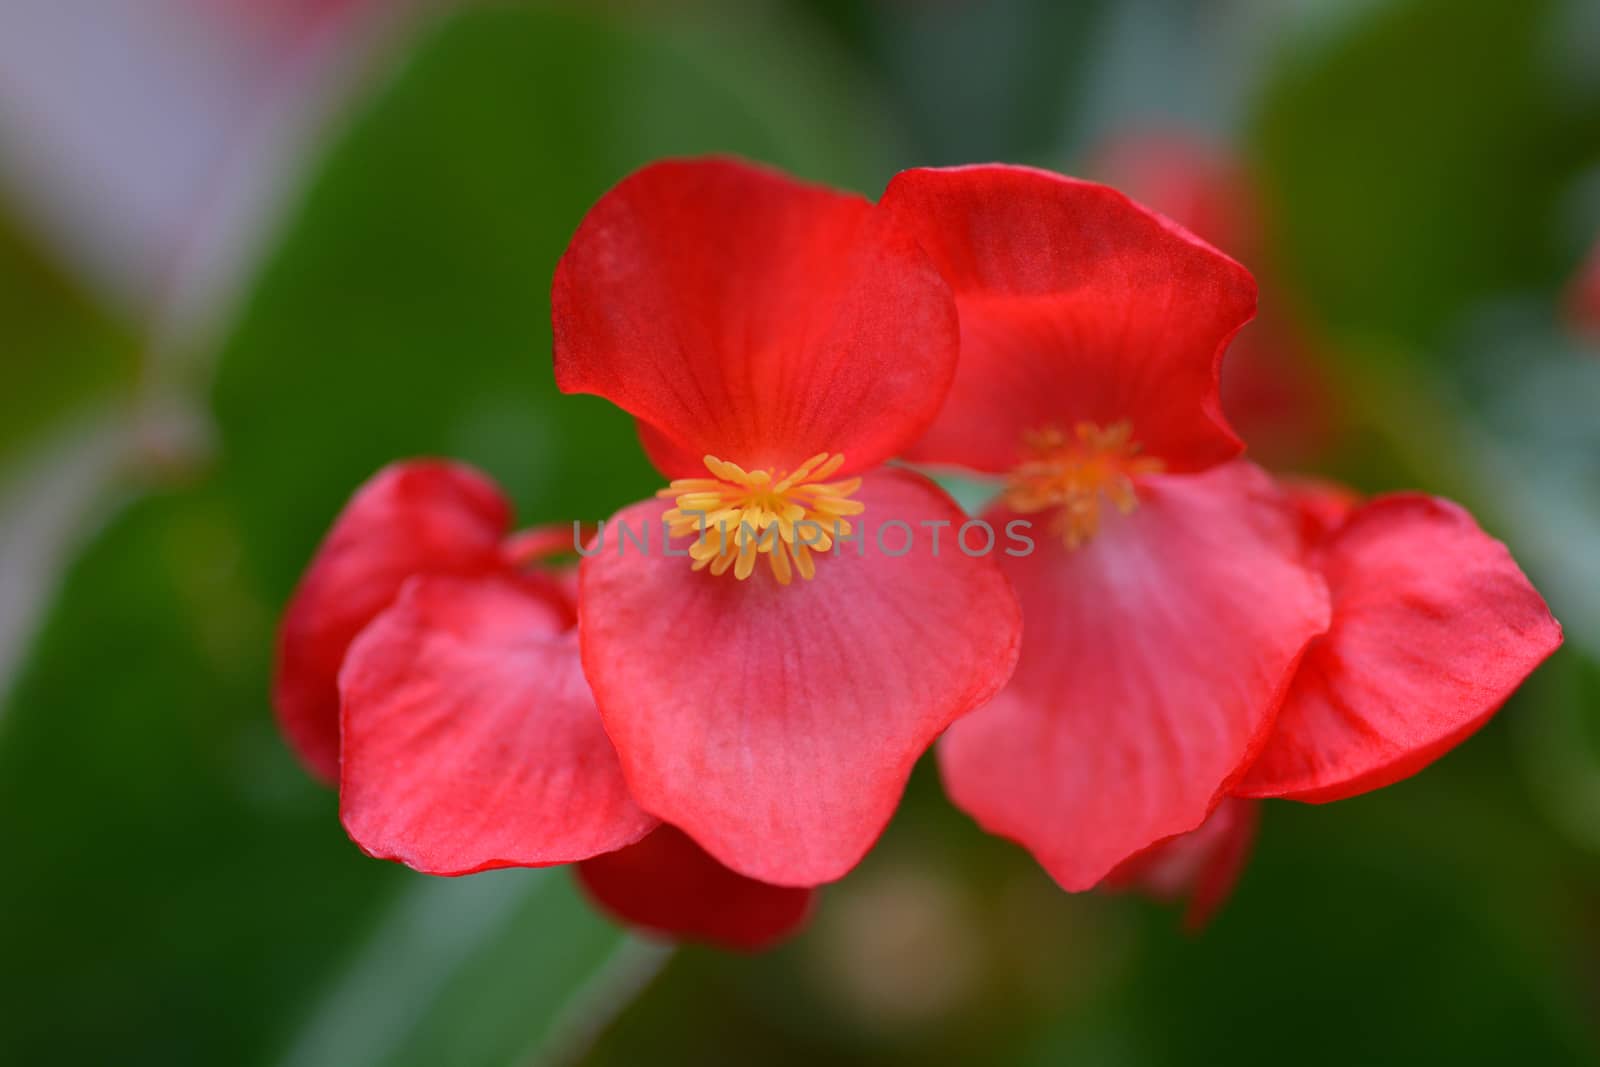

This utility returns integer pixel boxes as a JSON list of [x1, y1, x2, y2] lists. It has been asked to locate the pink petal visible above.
[[274, 461, 515, 782], [1238, 494, 1562, 802], [578, 468, 1022, 886], [339, 573, 657, 874], [939, 461, 1329, 890]]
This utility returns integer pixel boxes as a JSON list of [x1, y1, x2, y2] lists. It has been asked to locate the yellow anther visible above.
[[1004, 421, 1163, 548], [659, 452, 863, 585]]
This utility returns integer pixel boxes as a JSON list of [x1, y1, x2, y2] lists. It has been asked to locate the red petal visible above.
[[552, 157, 958, 478], [1280, 475, 1362, 545], [1103, 797, 1260, 932], [576, 826, 815, 951], [877, 164, 1255, 474], [578, 468, 1022, 886], [1237, 494, 1562, 802], [273, 461, 514, 782], [938, 461, 1328, 890], [339, 574, 658, 874]]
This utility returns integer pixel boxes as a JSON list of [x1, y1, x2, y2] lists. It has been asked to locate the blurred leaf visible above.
[[649, 2, 905, 181], [0, 488, 396, 1067], [0, 206, 141, 702], [1253, 0, 1600, 350], [795, 0, 1110, 166], [0, 418, 129, 700], [276, 869, 668, 1067], [0, 210, 138, 468], [1516, 649, 1600, 857], [1119, 753, 1598, 1067], [1066, 0, 1282, 152]]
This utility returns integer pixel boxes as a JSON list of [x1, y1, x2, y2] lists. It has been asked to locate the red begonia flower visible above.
[[1104, 797, 1260, 932], [275, 460, 817, 947], [1090, 131, 1339, 466], [877, 165, 1331, 889], [577, 826, 815, 951], [876, 163, 1256, 475], [938, 462, 1328, 890], [553, 157, 1022, 887], [1238, 494, 1562, 802], [274, 461, 516, 782]]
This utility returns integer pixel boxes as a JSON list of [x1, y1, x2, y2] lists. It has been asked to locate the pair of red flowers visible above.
[[274, 157, 1561, 948]]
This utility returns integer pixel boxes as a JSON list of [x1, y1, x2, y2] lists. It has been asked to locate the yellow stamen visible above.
[[658, 452, 864, 585], [1003, 421, 1163, 548]]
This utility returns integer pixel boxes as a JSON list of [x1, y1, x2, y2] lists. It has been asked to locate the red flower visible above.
[[273, 461, 813, 949], [552, 158, 1022, 887], [875, 163, 1560, 892]]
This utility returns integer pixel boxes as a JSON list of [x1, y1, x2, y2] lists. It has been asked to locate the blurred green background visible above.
[[1, 0, 1599, 1063]]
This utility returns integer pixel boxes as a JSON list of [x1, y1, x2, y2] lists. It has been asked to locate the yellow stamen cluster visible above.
[[658, 452, 866, 585], [1004, 421, 1164, 548]]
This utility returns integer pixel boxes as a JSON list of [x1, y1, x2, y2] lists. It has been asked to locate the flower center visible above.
[[1004, 421, 1164, 548], [658, 452, 865, 585]]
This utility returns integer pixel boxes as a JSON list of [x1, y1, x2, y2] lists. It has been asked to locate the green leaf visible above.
[[0, 209, 137, 468], [1252, 0, 1600, 351], [1515, 649, 1600, 858], [275, 869, 669, 1067], [0, 488, 395, 1067], [821, 0, 1110, 166], [1120, 764, 1597, 1066]]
